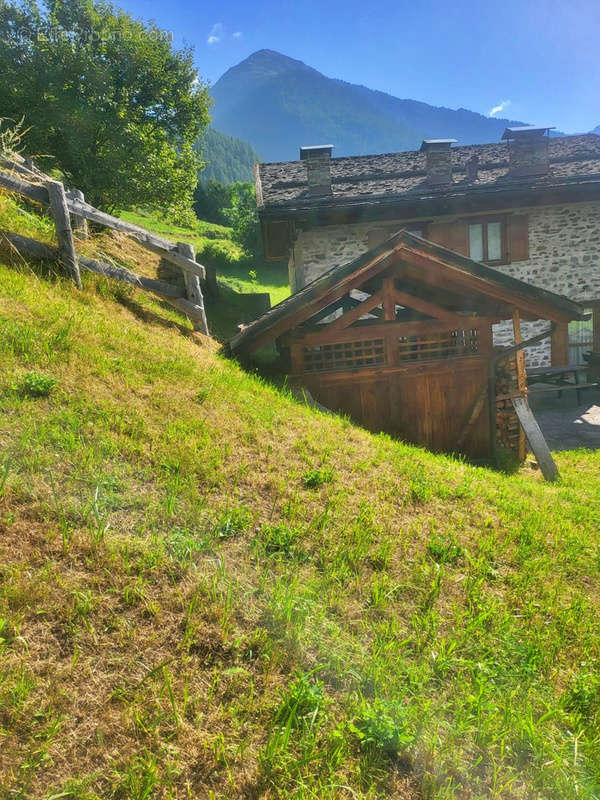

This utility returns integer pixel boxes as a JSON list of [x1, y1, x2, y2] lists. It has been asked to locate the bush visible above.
[[302, 467, 334, 489], [350, 697, 416, 757], [17, 371, 57, 398]]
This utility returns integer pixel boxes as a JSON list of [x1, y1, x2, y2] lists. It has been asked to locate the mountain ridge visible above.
[[210, 49, 531, 162]]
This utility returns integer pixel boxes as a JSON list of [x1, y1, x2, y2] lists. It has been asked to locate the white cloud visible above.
[[207, 22, 223, 45], [489, 99, 511, 117], [232, 31, 242, 39]]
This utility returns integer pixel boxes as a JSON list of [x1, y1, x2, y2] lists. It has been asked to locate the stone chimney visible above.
[[502, 126, 555, 177], [420, 139, 457, 185], [300, 145, 333, 196], [466, 153, 479, 181]]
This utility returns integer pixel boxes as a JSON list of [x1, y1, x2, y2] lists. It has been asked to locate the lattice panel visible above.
[[397, 329, 480, 362], [304, 339, 385, 373]]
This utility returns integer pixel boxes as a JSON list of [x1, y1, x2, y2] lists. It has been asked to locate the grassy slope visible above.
[[120, 209, 290, 306], [1, 192, 600, 799]]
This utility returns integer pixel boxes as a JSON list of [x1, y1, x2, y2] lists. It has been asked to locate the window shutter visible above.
[[262, 220, 292, 261], [507, 215, 529, 262], [427, 220, 468, 256]]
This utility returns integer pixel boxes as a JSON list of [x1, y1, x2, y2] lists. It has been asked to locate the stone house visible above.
[[255, 128, 600, 366]]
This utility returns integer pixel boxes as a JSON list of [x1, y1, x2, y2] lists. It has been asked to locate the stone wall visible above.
[[289, 201, 600, 366]]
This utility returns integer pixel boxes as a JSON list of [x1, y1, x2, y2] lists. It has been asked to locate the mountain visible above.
[[592, 125, 600, 135], [210, 49, 530, 162], [197, 128, 260, 184]]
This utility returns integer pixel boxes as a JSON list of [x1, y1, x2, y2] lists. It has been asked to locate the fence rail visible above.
[[0, 154, 209, 333]]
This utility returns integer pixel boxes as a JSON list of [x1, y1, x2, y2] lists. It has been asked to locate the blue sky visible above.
[[119, 0, 598, 133]]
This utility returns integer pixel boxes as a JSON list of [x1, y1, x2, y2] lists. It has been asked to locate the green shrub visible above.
[[257, 523, 307, 561], [426, 533, 464, 565], [213, 506, 252, 540], [17, 371, 57, 398], [350, 697, 415, 756], [302, 467, 334, 489]]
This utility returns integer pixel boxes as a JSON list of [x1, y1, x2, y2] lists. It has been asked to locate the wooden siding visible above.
[[302, 357, 491, 456]]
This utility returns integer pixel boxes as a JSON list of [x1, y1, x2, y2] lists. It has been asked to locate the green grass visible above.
[[120, 208, 290, 306], [2, 193, 600, 799]]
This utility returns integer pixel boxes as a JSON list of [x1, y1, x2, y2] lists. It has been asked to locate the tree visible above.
[[193, 179, 234, 226], [221, 182, 262, 260], [0, 0, 211, 211]]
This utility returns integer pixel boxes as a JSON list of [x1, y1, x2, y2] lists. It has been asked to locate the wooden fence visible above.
[[0, 153, 209, 333]]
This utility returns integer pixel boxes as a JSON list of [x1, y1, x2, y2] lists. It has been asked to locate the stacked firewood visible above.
[[495, 353, 523, 460]]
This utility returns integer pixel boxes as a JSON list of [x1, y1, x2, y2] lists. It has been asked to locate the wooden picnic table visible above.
[[527, 363, 597, 403]]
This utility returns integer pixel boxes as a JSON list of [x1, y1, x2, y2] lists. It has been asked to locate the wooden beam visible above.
[[512, 310, 527, 393], [67, 189, 89, 239], [399, 247, 573, 323], [296, 316, 493, 346], [326, 289, 385, 333], [233, 251, 399, 353], [391, 287, 464, 323], [177, 241, 208, 334], [0, 229, 211, 327], [47, 179, 82, 289], [382, 277, 396, 321], [512, 396, 559, 481], [551, 322, 569, 365]]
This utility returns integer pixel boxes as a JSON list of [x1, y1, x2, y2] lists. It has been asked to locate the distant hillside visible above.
[[198, 128, 260, 184], [211, 49, 530, 162]]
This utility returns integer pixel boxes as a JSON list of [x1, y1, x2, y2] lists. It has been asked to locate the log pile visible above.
[[495, 352, 525, 461]]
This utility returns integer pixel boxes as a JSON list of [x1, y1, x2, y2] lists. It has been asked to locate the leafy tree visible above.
[[193, 179, 234, 226], [0, 0, 211, 211], [221, 182, 262, 259]]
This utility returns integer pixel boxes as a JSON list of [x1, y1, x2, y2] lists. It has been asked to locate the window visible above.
[[468, 219, 504, 263]]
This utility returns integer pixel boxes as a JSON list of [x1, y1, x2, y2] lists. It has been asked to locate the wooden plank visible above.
[[512, 396, 559, 481], [391, 287, 464, 323], [399, 247, 574, 323], [550, 322, 569, 365], [326, 289, 385, 333], [454, 385, 488, 450], [382, 277, 396, 321], [47, 179, 82, 289], [512, 310, 527, 392], [67, 189, 89, 239], [297, 317, 488, 346], [177, 241, 208, 334], [79, 255, 185, 298], [232, 251, 399, 353], [0, 168, 48, 203]]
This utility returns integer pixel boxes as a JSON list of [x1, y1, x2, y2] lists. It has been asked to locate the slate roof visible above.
[[229, 230, 584, 354], [255, 134, 600, 210]]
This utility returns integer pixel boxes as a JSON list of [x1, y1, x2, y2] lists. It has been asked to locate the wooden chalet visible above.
[[230, 230, 583, 460]]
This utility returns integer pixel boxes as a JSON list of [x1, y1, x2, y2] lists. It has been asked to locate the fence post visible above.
[[177, 241, 208, 334], [69, 189, 89, 239], [47, 179, 82, 289]]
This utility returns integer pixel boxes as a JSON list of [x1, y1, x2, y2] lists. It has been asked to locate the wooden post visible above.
[[551, 322, 569, 365], [47, 179, 82, 289], [69, 189, 89, 239], [382, 277, 396, 321], [511, 310, 528, 462], [177, 241, 208, 335]]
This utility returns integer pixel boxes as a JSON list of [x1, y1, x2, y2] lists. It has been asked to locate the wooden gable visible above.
[[230, 230, 582, 357]]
